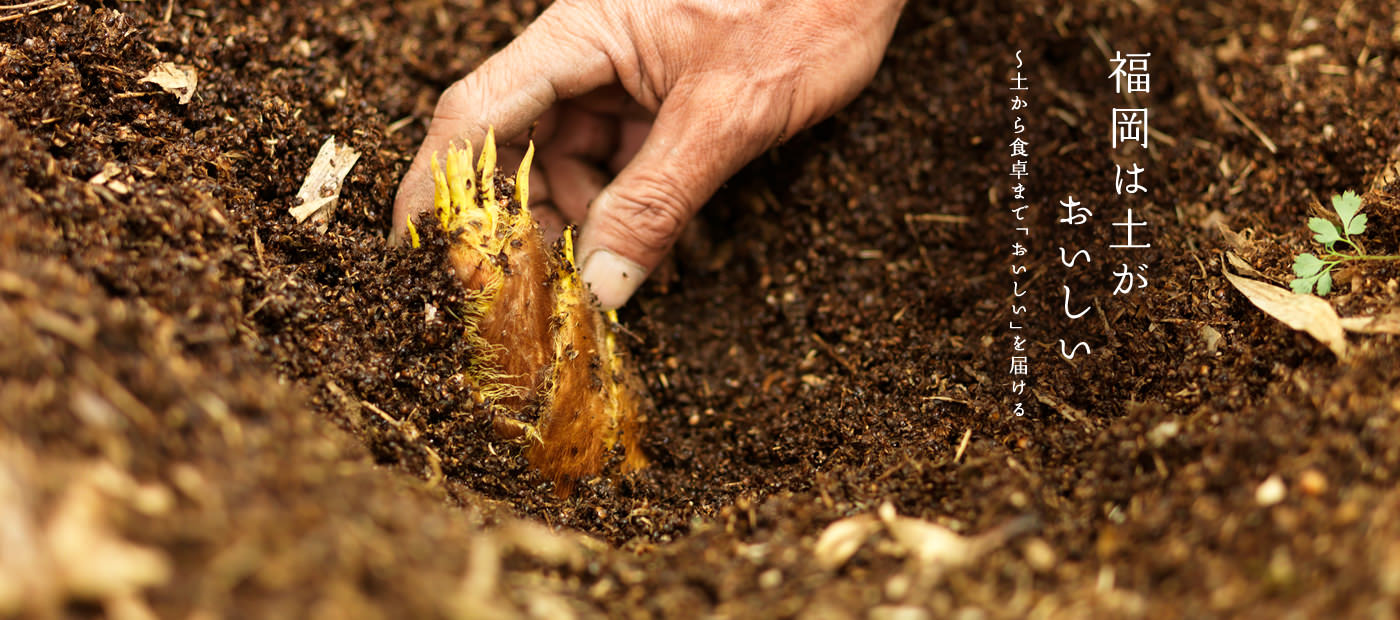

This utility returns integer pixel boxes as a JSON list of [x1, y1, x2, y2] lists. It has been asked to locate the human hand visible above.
[[392, 0, 906, 309]]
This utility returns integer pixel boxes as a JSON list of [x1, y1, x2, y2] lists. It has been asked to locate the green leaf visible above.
[[1292, 253, 1325, 278], [1316, 271, 1333, 296], [1346, 212, 1367, 236], [1332, 191, 1363, 232], [1308, 217, 1342, 245], [1290, 275, 1315, 295]]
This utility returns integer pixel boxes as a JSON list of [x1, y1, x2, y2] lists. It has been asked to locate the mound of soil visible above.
[[3, 0, 1400, 617]]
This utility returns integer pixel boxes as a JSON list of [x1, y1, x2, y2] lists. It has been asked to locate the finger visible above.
[[549, 104, 619, 160], [571, 85, 655, 121], [541, 153, 606, 223], [609, 118, 650, 174], [575, 91, 772, 310], [390, 4, 614, 244]]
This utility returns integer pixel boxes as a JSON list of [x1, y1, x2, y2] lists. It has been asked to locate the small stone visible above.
[[1298, 469, 1327, 496], [884, 573, 910, 600], [758, 568, 782, 589], [1147, 420, 1180, 448], [1023, 537, 1056, 573], [1255, 474, 1286, 506]]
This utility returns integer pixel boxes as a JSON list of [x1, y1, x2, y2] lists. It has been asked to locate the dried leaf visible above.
[[1369, 145, 1400, 192], [138, 63, 197, 105], [1225, 251, 1268, 280], [1209, 216, 1249, 251], [813, 513, 879, 570], [1339, 312, 1400, 335], [289, 136, 361, 232], [1222, 268, 1349, 359]]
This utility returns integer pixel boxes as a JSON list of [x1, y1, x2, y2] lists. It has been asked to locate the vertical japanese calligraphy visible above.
[[1108, 51, 1152, 298], [1007, 50, 1031, 417]]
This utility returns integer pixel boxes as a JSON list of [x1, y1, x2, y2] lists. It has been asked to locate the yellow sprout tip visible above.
[[516, 140, 535, 210], [561, 226, 577, 270], [478, 127, 497, 177], [430, 155, 451, 231], [406, 217, 421, 249], [446, 147, 471, 224], [478, 127, 498, 212]]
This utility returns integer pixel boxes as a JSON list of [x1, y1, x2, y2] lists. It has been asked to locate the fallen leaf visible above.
[[1339, 312, 1400, 335], [1224, 251, 1268, 280], [1206, 215, 1249, 251], [1222, 268, 1348, 359], [289, 136, 361, 233], [139, 63, 197, 105]]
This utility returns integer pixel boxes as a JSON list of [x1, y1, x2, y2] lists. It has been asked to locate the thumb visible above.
[[575, 93, 771, 310]]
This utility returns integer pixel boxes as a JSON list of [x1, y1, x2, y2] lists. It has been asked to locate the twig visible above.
[[1217, 96, 1278, 153], [0, 0, 66, 22], [386, 116, 415, 135], [1033, 389, 1094, 432], [954, 429, 972, 463], [923, 395, 971, 406], [811, 333, 859, 375], [906, 213, 971, 224], [902, 213, 940, 278], [251, 228, 266, 270], [0, 0, 60, 10]]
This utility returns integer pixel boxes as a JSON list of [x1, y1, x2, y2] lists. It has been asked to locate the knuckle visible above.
[[605, 176, 692, 253], [698, 97, 784, 161], [432, 79, 478, 125]]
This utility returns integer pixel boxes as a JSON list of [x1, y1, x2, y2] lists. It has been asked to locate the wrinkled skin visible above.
[[393, 0, 907, 309]]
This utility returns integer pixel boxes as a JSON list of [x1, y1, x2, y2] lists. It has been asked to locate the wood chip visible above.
[[1200, 324, 1223, 354], [813, 513, 879, 570], [1222, 267, 1348, 359], [138, 62, 197, 105], [879, 505, 976, 568], [288, 136, 361, 233]]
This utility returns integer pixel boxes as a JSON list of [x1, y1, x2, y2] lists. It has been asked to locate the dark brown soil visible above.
[[3, 0, 1400, 617]]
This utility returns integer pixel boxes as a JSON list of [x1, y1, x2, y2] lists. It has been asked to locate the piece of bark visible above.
[[288, 136, 361, 233], [138, 63, 197, 105]]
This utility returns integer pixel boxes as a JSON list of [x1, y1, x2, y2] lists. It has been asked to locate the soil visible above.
[[3, 0, 1400, 617]]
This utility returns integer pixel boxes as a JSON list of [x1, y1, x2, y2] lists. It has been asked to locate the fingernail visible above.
[[578, 248, 646, 311]]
